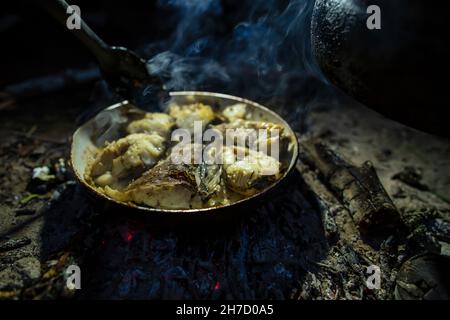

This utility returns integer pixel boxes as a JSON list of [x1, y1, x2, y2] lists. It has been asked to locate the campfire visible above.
[[0, 0, 449, 302]]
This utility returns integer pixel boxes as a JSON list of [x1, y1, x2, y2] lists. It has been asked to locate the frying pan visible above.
[[40, 1, 299, 217], [70, 92, 299, 216]]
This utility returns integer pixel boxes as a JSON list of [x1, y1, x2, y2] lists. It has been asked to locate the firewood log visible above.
[[299, 138, 401, 234]]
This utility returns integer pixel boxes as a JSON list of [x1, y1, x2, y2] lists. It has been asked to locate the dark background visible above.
[[1, 0, 449, 123], [1, 0, 169, 86]]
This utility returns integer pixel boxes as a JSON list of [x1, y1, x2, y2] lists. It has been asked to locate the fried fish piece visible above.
[[169, 142, 204, 165], [168, 143, 224, 199], [125, 161, 202, 209], [222, 103, 247, 122], [208, 146, 281, 196], [214, 119, 286, 137], [125, 142, 227, 209], [126, 112, 174, 138], [89, 133, 166, 186], [194, 162, 223, 200], [213, 119, 288, 153], [169, 102, 215, 134]]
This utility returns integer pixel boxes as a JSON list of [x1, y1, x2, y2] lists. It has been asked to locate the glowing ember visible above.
[[126, 231, 133, 242]]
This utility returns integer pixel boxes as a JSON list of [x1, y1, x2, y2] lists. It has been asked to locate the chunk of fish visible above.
[[207, 146, 281, 196], [125, 161, 202, 209], [222, 103, 247, 121], [89, 133, 166, 186], [169, 102, 215, 134], [126, 112, 174, 138]]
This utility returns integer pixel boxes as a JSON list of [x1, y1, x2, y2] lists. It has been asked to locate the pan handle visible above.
[[38, 0, 167, 105]]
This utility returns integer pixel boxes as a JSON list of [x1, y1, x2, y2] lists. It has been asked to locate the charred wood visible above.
[[299, 138, 401, 235]]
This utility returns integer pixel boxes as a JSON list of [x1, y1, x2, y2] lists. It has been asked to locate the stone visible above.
[[15, 257, 41, 282], [0, 267, 24, 290]]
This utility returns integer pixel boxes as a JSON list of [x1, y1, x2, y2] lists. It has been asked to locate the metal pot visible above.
[[311, 0, 449, 138]]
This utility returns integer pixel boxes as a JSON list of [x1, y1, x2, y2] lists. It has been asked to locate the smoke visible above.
[[158, 0, 223, 51], [147, 51, 230, 91], [142, 0, 335, 129]]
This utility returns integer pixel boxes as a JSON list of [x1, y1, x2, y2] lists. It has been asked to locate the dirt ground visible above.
[[0, 88, 449, 299]]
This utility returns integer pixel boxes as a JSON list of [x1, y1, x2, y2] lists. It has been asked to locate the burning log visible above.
[[299, 138, 401, 235]]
